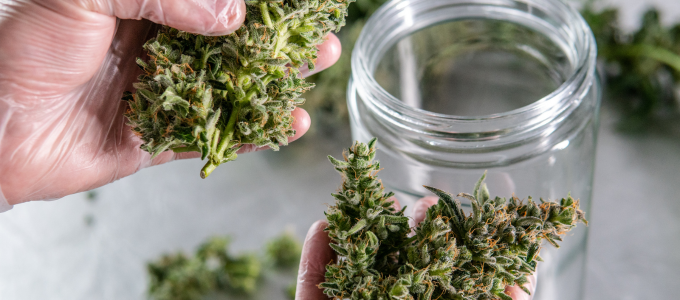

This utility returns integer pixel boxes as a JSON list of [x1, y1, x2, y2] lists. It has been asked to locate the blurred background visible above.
[[1, 0, 679, 299]]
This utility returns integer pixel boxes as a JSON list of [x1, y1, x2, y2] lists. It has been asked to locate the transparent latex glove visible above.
[[296, 197, 537, 300], [0, 0, 342, 209]]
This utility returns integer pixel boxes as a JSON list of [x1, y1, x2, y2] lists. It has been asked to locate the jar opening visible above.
[[351, 0, 597, 138], [373, 19, 571, 116]]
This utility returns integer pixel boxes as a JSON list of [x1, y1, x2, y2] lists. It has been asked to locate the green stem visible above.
[[607, 44, 680, 73], [260, 2, 274, 28], [261, 73, 281, 84], [273, 27, 290, 58], [200, 104, 240, 179], [200, 163, 217, 180], [171, 145, 200, 153], [290, 25, 314, 35], [200, 46, 210, 70], [217, 103, 241, 155], [244, 88, 259, 101]]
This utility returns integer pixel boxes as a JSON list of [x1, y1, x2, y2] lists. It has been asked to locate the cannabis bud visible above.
[[266, 230, 303, 268], [322, 139, 587, 300], [147, 232, 302, 300], [124, 0, 355, 178], [147, 237, 261, 300]]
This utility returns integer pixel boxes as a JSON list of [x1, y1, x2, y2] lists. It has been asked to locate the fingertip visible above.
[[413, 196, 439, 225], [290, 108, 311, 143], [301, 220, 331, 257], [306, 220, 330, 239], [317, 33, 342, 70], [504, 272, 537, 300], [301, 33, 342, 77], [504, 286, 531, 300], [419, 196, 440, 206], [388, 196, 402, 211], [204, 0, 246, 35], [235, 108, 310, 154]]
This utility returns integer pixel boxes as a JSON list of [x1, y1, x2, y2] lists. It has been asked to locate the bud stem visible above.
[[201, 102, 242, 178]]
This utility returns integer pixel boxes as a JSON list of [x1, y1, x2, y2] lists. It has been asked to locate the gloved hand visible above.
[[296, 197, 537, 300], [0, 0, 341, 209]]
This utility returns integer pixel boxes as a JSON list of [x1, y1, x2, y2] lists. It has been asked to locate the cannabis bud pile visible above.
[[322, 139, 587, 300], [124, 0, 355, 178]]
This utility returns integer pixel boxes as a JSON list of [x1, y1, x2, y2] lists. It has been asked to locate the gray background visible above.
[[1, 0, 680, 299]]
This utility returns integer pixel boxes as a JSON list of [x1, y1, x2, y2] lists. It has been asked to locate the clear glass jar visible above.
[[347, 0, 600, 299]]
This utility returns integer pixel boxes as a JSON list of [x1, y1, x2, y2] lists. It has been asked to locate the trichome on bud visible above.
[[322, 138, 587, 300]]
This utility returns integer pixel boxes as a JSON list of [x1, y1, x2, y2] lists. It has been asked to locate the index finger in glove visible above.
[[299, 33, 342, 77], [79, 0, 246, 36]]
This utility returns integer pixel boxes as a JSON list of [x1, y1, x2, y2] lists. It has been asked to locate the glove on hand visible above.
[[0, 0, 340, 209]]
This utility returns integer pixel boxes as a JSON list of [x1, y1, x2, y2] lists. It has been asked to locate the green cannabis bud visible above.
[[322, 139, 587, 300], [124, 0, 355, 178], [147, 237, 261, 300], [267, 231, 303, 268], [147, 233, 302, 300]]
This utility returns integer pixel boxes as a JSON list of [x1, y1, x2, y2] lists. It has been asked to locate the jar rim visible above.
[[350, 0, 597, 137]]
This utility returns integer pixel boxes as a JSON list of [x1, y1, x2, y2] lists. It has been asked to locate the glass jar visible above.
[[347, 0, 600, 299]]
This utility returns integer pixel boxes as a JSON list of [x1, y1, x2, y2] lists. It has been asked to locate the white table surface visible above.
[[1, 0, 679, 299]]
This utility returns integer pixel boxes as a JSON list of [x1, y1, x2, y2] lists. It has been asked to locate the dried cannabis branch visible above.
[[124, 0, 356, 178], [322, 139, 587, 300]]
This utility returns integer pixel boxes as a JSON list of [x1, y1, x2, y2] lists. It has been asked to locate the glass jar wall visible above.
[[347, 0, 600, 299]]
